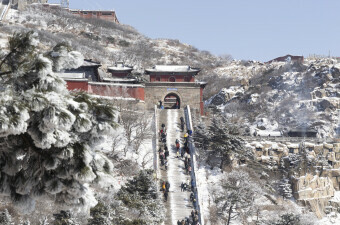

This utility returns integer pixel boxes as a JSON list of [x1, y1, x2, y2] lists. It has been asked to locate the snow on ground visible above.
[[196, 166, 223, 225], [166, 109, 193, 224]]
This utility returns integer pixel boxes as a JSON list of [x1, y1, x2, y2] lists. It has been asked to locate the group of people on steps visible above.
[[177, 209, 199, 225], [158, 114, 200, 225]]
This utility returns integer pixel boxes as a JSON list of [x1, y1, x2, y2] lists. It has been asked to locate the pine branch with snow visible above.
[[0, 32, 117, 213]]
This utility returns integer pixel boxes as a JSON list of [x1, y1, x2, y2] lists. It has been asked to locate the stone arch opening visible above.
[[164, 93, 181, 109]]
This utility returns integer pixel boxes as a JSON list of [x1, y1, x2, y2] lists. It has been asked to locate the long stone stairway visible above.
[[158, 109, 194, 225]]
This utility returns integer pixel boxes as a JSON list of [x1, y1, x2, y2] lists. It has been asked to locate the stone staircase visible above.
[[157, 109, 194, 224]]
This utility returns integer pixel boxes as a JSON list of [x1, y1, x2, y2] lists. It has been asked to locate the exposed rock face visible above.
[[207, 58, 340, 138], [292, 174, 335, 200], [292, 174, 335, 218], [208, 86, 244, 105]]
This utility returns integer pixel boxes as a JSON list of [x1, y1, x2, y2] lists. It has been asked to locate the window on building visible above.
[[83, 12, 88, 15], [102, 12, 113, 16], [184, 76, 191, 82], [256, 148, 262, 152], [289, 148, 294, 154], [155, 76, 161, 82], [169, 77, 176, 82]]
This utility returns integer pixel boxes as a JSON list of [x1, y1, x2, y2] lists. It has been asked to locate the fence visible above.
[[153, 105, 159, 177], [185, 105, 203, 225], [241, 136, 337, 143]]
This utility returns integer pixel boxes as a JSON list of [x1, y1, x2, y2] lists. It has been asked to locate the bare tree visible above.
[[214, 170, 262, 225], [132, 113, 152, 155]]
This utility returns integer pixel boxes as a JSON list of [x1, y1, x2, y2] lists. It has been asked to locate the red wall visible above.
[[71, 11, 119, 23], [150, 75, 195, 82], [66, 81, 144, 101], [66, 80, 89, 91], [89, 84, 145, 101]]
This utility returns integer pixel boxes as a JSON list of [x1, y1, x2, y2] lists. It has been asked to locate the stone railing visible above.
[[153, 106, 160, 176], [241, 136, 337, 143], [185, 105, 203, 225]]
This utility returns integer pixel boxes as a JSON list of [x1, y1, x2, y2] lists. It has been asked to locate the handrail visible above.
[[185, 105, 203, 225], [153, 105, 159, 177], [0, 0, 10, 22], [240, 136, 337, 143]]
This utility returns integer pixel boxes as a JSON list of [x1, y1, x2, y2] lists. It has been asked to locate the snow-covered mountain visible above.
[[207, 58, 340, 138], [0, 5, 228, 76]]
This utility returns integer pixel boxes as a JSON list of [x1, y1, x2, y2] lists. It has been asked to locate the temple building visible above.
[[144, 65, 206, 113], [58, 62, 207, 115], [105, 62, 137, 84], [70, 9, 119, 24]]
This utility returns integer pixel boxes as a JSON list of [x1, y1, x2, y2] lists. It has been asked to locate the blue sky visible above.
[[55, 0, 340, 61]]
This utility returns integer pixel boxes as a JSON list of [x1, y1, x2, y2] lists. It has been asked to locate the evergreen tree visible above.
[[53, 210, 79, 225], [208, 116, 247, 170], [0, 209, 14, 225], [0, 32, 116, 212], [279, 177, 293, 200]]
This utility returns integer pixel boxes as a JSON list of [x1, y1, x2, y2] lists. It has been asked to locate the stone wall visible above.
[[292, 174, 335, 200], [248, 141, 340, 190], [145, 83, 201, 113]]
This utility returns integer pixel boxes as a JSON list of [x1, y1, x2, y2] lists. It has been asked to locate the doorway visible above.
[[164, 93, 180, 109]]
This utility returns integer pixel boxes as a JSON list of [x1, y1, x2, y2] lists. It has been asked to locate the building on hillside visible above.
[[144, 65, 207, 113], [70, 9, 119, 24], [287, 128, 317, 138], [58, 59, 102, 82], [58, 63, 207, 115], [266, 54, 304, 64], [57, 59, 144, 100]]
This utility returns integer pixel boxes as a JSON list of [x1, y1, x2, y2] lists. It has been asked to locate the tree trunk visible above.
[[220, 159, 224, 172], [227, 205, 233, 225]]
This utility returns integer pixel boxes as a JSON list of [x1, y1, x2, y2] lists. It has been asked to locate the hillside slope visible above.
[[207, 58, 340, 138]]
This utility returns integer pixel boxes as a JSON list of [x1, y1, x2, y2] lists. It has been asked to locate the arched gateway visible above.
[[164, 93, 181, 109], [145, 65, 207, 114]]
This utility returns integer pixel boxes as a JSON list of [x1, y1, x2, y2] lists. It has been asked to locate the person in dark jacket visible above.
[[181, 182, 185, 192], [164, 191, 168, 202], [190, 193, 194, 202], [166, 181, 170, 191], [165, 149, 169, 160]]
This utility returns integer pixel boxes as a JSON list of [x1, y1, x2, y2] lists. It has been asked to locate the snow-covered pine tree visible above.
[[194, 120, 209, 150], [53, 210, 80, 225], [208, 116, 246, 169], [0, 209, 14, 225], [0, 32, 116, 212], [279, 177, 293, 200], [116, 170, 165, 224]]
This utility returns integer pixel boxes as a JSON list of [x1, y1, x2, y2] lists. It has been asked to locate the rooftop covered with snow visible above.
[[107, 62, 133, 72], [145, 65, 200, 75]]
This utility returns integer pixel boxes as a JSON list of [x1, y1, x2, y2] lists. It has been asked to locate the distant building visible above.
[[287, 129, 317, 138], [70, 9, 119, 24], [10, 0, 119, 24], [266, 54, 304, 64]]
